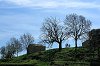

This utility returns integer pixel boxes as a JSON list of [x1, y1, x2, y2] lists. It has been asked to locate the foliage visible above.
[[0, 46, 6, 59]]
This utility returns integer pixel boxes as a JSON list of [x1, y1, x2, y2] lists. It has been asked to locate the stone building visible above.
[[82, 29, 100, 48], [27, 44, 46, 54], [82, 40, 90, 47]]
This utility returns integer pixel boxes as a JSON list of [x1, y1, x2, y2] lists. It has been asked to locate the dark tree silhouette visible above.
[[0, 42, 16, 59], [64, 13, 91, 51], [0, 46, 6, 59], [10, 37, 22, 57], [0, 37, 22, 59], [40, 17, 68, 51], [6, 42, 16, 58]]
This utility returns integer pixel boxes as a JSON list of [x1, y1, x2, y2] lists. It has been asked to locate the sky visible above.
[[0, 0, 100, 49]]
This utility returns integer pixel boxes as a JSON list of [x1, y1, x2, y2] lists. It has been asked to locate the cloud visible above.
[[0, 14, 41, 40], [63, 2, 100, 9], [0, 0, 100, 9], [0, 0, 100, 48], [6, 0, 33, 7]]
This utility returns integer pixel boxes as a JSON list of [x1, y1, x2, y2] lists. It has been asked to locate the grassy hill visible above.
[[0, 47, 94, 66]]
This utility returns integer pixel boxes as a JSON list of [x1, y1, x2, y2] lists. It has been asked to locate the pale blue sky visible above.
[[0, 0, 100, 48]]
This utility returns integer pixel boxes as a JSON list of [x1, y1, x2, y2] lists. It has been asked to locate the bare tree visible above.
[[10, 37, 22, 57], [40, 17, 68, 51], [15, 41, 22, 57], [0, 43, 15, 59], [5, 37, 22, 58], [20, 33, 34, 50], [6, 42, 16, 58], [0, 37, 22, 59], [64, 13, 91, 49]]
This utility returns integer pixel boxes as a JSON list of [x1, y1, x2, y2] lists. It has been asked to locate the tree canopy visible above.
[[64, 13, 91, 49], [40, 17, 68, 51]]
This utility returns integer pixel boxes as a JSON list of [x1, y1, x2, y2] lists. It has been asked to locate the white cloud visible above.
[[6, 0, 33, 6], [1, 0, 100, 9], [62, 2, 100, 9], [3, 0, 59, 8]]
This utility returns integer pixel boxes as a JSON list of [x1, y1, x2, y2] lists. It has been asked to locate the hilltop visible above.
[[0, 47, 92, 66]]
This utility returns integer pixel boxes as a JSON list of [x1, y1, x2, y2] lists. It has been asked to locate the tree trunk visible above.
[[59, 42, 62, 51], [75, 38, 77, 59], [75, 38, 77, 48], [17, 51, 18, 57], [75, 38, 78, 53]]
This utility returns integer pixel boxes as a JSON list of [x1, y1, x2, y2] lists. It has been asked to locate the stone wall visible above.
[[82, 40, 90, 47], [82, 29, 100, 48], [27, 44, 45, 54]]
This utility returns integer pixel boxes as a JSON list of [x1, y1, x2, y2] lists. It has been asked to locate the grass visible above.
[[50, 61, 90, 66], [0, 47, 97, 66]]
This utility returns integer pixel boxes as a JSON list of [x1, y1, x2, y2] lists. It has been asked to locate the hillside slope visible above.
[[0, 48, 91, 66]]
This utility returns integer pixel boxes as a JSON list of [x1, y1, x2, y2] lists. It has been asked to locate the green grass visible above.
[[0, 47, 94, 66]]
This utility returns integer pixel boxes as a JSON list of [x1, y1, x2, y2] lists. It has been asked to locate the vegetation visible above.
[[0, 37, 22, 59], [0, 13, 100, 66], [40, 17, 68, 51], [0, 33, 34, 59], [20, 33, 34, 50], [64, 14, 91, 52], [0, 48, 92, 66]]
